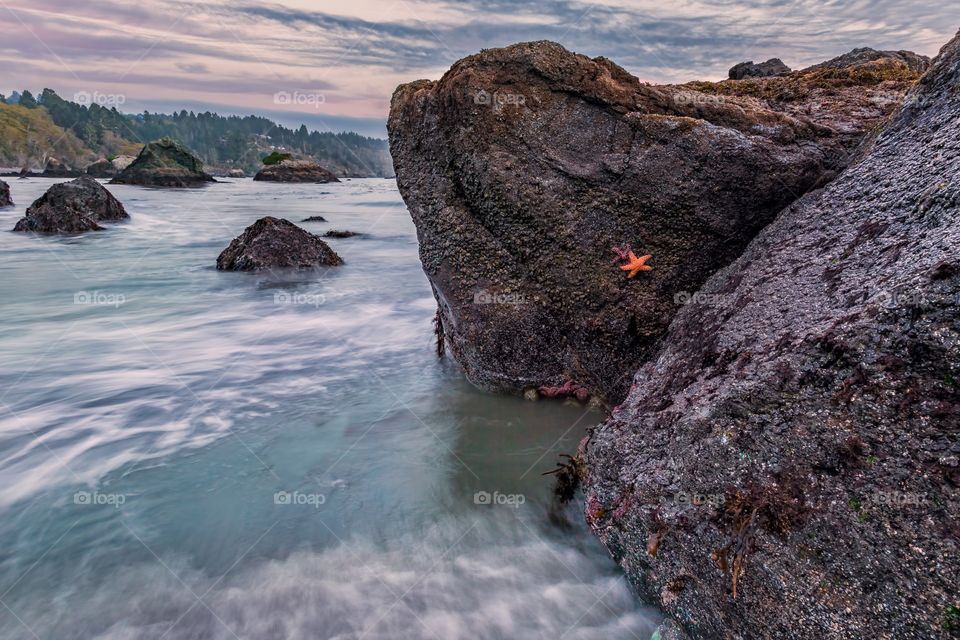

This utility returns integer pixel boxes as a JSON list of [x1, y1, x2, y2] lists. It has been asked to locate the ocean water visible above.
[[0, 177, 661, 639]]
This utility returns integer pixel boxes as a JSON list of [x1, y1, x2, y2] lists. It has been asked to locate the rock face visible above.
[[111, 138, 214, 187], [216, 217, 344, 271], [85, 159, 116, 178], [583, 31, 960, 639], [728, 58, 791, 79], [253, 159, 340, 183], [388, 40, 927, 401], [12, 176, 129, 233], [0, 179, 12, 208], [42, 157, 79, 178]]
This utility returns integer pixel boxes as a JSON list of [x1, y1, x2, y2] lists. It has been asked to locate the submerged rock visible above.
[[0, 179, 12, 208], [323, 230, 360, 238], [12, 176, 128, 234], [728, 58, 791, 79], [111, 138, 214, 187], [388, 40, 926, 401], [584, 31, 960, 639], [216, 216, 344, 271], [253, 160, 340, 183], [85, 159, 116, 178], [300, 216, 328, 223]]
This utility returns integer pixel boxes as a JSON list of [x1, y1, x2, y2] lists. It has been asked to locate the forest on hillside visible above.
[[0, 89, 393, 177]]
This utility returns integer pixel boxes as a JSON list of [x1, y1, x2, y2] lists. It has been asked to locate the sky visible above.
[[1, 0, 956, 138]]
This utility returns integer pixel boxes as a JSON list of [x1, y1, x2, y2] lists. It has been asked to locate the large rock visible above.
[[728, 58, 791, 79], [111, 155, 136, 171], [0, 179, 12, 208], [111, 138, 214, 187], [253, 159, 340, 183], [388, 41, 927, 402], [582, 31, 960, 639], [12, 176, 129, 233], [216, 216, 344, 271]]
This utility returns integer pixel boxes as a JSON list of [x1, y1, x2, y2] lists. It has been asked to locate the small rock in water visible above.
[[42, 157, 80, 178], [0, 179, 12, 208], [12, 176, 128, 234], [254, 159, 340, 183], [300, 216, 328, 222], [216, 216, 344, 271], [323, 230, 361, 238], [85, 159, 116, 178]]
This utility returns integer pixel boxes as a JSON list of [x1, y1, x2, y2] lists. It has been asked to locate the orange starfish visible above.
[[619, 251, 653, 278]]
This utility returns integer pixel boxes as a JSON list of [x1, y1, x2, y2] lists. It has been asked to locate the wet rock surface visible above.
[[388, 40, 927, 402], [111, 138, 214, 187], [253, 160, 340, 183], [216, 216, 344, 271], [13, 176, 129, 234], [583, 31, 960, 639]]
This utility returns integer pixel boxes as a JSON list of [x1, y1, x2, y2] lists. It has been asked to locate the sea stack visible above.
[[216, 217, 344, 271], [111, 138, 214, 187], [12, 176, 129, 234]]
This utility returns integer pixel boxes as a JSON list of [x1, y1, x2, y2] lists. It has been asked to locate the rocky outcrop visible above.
[[216, 217, 344, 271], [301, 216, 327, 223], [582, 31, 960, 639], [728, 58, 791, 79], [85, 159, 116, 178], [111, 155, 136, 172], [227, 169, 246, 178], [807, 47, 932, 75], [42, 157, 80, 178], [0, 179, 12, 208], [111, 138, 214, 187], [388, 40, 927, 401], [12, 176, 129, 233], [253, 159, 340, 183]]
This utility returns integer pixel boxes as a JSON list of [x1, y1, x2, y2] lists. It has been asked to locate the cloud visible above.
[[0, 0, 955, 134]]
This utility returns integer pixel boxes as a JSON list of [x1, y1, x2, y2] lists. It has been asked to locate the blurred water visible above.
[[0, 177, 661, 639]]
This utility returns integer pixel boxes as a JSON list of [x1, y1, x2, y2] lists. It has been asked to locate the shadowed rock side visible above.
[[0, 179, 11, 208], [85, 159, 116, 178], [111, 138, 214, 187], [12, 176, 128, 234], [216, 216, 344, 271], [253, 160, 340, 183], [388, 40, 927, 402], [582, 31, 960, 639]]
